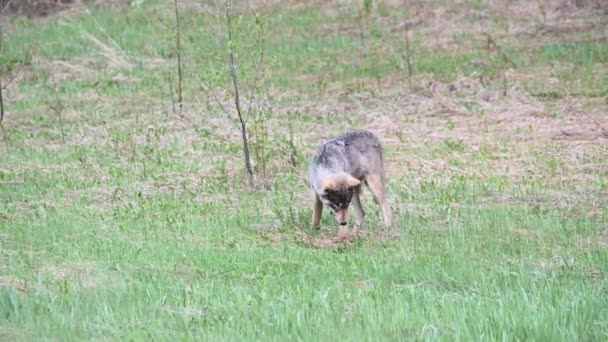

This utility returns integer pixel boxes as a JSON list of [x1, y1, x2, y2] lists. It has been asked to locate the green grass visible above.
[[1, 0, 607, 340], [2, 174, 606, 340]]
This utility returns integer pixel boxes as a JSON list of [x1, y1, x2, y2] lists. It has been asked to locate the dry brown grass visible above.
[[4, 0, 606, 229], [303, 0, 606, 53], [4, 0, 131, 17], [283, 72, 607, 188]]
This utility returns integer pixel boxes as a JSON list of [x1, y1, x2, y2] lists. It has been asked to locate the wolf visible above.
[[309, 130, 393, 229]]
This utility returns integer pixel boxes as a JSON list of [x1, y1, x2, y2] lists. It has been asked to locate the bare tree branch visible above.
[[167, 72, 176, 115], [404, 23, 412, 88], [226, 4, 243, 120], [0, 4, 4, 124], [244, 24, 265, 123], [484, 33, 516, 96], [401, 0, 413, 88], [200, 80, 237, 126], [2, 67, 21, 89], [173, 0, 183, 110], [0, 0, 17, 20], [485, 33, 517, 69], [225, 1, 254, 186], [0, 78, 4, 123], [183, 53, 240, 130]]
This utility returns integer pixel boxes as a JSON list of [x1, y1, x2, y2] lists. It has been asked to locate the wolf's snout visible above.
[[335, 208, 348, 226]]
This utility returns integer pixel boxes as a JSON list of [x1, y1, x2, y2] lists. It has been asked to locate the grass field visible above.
[[1, 0, 607, 340]]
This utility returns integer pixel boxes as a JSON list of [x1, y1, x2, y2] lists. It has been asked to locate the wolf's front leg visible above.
[[351, 187, 365, 228], [312, 194, 323, 229]]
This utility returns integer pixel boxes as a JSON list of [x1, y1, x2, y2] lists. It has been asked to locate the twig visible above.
[[0, 4, 6, 147], [2, 67, 21, 89], [181, 52, 238, 128], [404, 23, 412, 88], [199, 79, 238, 128], [485, 33, 516, 96], [356, 9, 366, 55], [536, 0, 547, 27], [501, 70, 507, 96], [226, 6, 242, 119], [244, 19, 265, 123], [0, 0, 17, 19], [485, 33, 517, 69], [46, 61, 66, 143], [167, 72, 176, 115], [173, 0, 183, 111], [187, 52, 239, 130], [226, 1, 254, 186], [0, 78, 3, 123], [0, 121, 9, 149], [51, 92, 66, 144]]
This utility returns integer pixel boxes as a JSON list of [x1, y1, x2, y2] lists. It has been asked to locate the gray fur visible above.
[[309, 130, 392, 228], [309, 130, 384, 194]]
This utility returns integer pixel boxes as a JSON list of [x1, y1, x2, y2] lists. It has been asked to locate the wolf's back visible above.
[[311, 130, 383, 179]]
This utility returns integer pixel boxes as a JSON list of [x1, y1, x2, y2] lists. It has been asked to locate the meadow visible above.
[[0, 0, 607, 340]]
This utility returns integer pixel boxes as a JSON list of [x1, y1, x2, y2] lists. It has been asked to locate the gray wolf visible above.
[[309, 130, 393, 229]]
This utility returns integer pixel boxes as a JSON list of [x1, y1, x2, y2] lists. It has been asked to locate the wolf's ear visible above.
[[345, 174, 361, 188], [321, 177, 338, 192]]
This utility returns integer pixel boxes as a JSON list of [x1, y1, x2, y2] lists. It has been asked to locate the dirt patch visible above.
[[0, 276, 27, 292], [296, 225, 400, 249], [41, 261, 121, 289], [297, 227, 360, 249]]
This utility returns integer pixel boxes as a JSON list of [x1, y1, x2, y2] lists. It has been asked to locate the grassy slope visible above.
[[1, 0, 607, 340]]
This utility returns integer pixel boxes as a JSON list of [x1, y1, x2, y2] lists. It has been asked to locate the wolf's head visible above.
[[318, 172, 361, 226]]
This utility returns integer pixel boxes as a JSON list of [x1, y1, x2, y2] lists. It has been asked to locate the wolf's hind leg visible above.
[[312, 194, 323, 229], [365, 173, 393, 227]]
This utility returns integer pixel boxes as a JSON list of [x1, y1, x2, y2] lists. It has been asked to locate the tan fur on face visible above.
[[321, 173, 361, 192], [334, 208, 348, 223]]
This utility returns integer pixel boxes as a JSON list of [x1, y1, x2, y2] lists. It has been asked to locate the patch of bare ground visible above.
[[297, 227, 360, 249], [41, 261, 121, 289], [296, 224, 400, 249], [0, 275, 27, 292]]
